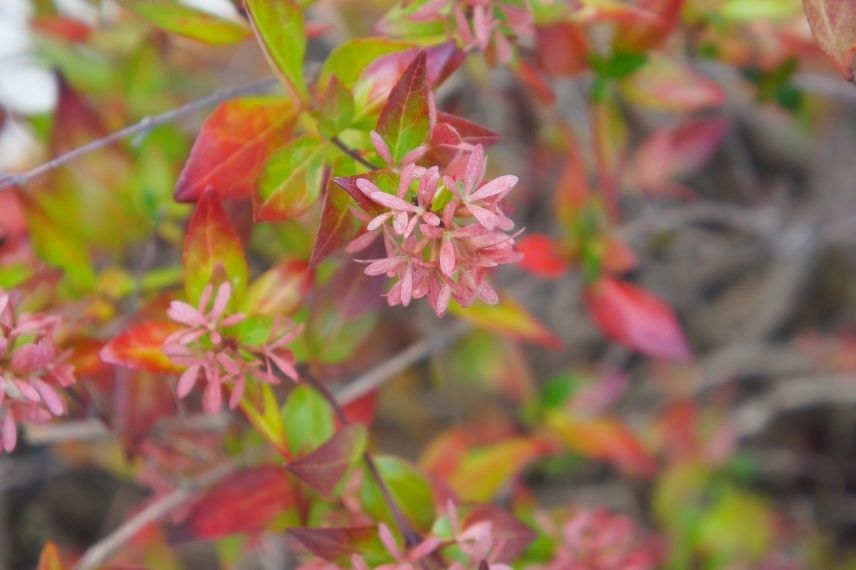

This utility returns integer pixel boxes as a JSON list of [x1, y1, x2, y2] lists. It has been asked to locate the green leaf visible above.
[[360, 456, 435, 532], [245, 0, 308, 101], [240, 382, 288, 457], [118, 0, 251, 44], [228, 315, 274, 347], [319, 37, 414, 90], [317, 76, 355, 138], [376, 51, 430, 164], [282, 385, 335, 455], [183, 190, 249, 304], [254, 137, 327, 222]]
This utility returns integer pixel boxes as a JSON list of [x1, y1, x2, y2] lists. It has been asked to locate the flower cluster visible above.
[[408, 0, 533, 65], [350, 140, 521, 317], [533, 508, 661, 570], [0, 289, 76, 454], [163, 282, 302, 414]]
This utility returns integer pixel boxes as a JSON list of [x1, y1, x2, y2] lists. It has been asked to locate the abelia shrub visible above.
[[2, 0, 850, 568]]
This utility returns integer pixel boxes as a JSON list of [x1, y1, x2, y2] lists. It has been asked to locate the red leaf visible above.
[[622, 57, 725, 112], [612, 0, 684, 52], [517, 60, 556, 105], [183, 189, 249, 304], [517, 234, 570, 279], [357, 42, 463, 113], [100, 322, 182, 374], [332, 170, 399, 217], [601, 236, 638, 275], [174, 97, 295, 202], [113, 371, 178, 452], [31, 16, 93, 42], [584, 277, 691, 361], [242, 259, 313, 316], [535, 22, 589, 76], [377, 51, 430, 164], [463, 506, 537, 563], [310, 180, 360, 267], [342, 390, 378, 426], [804, 0, 856, 80], [286, 424, 367, 496], [173, 467, 295, 541], [288, 526, 378, 561], [632, 117, 729, 196]]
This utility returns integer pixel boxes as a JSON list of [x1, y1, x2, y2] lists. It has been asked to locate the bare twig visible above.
[[75, 459, 241, 570], [0, 77, 280, 191], [331, 136, 381, 170]]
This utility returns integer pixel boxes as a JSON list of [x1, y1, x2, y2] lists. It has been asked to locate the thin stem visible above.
[[301, 370, 424, 551], [331, 136, 380, 171], [0, 77, 280, 191], [589, 98, 620, 221]]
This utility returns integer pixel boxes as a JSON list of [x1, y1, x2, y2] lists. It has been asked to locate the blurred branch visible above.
[[75, 458, 244, 570], [0, 77, 279, 191]]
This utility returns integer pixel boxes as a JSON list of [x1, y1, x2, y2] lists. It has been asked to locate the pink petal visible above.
[[393, 211, 410, 235], [210, 282, 232, 321], [470, 175, 518, 201], [33, 379, 64, 415], [268, 350, 298, 381], [356, 178, 382, 197], [346, 229, 381, 253], [367, 212, 392, 232], [370, 131, 393, 165], [203, 380, 223, 414], [464, 145, 485, 194], [370, 191, 414, 211], [401, 145, 428, 166], [177, 365, 200, 398], [167, 301, 206, 326], [379, 524, 403, 561], [2, 412, 16, 453], [440, 238, 456, 276], [229, 375, 245, 409], [400, 266, 413, 306], [468, 203, 500, 230], [364, 257, 401, 276], [435, 283, 452, 317]]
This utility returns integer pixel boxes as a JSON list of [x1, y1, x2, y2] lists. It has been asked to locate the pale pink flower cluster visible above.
[[0, 289, 75, 453], [534, 509, 660, 570], [408, 0, 533, 64], [296, 502, 513, 570], [350, 138, 521, 317], [163, 282, 301, 414]]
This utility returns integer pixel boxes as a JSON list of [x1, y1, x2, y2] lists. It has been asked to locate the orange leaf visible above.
[[546, 411, 656, 476], [100, 321, 182, 373], [174, 97, 296, 202], [804, 0, 856, 80], [183, 189, 249, 304], [37, 542, 65, 570], [451, 296, 563, 349]]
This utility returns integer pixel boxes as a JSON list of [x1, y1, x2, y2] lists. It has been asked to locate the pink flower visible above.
[[0, 289, 76, 454], [444, 145, 516, 231], [164, 282, 302, 414], [371, 130, 428, 169], [357, 164, 440, 238], [350, 144, 521, 317]]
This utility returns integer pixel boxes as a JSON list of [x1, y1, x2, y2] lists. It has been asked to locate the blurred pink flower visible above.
[[164, 282, 302, 413], [0, 289, 76, 454]]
